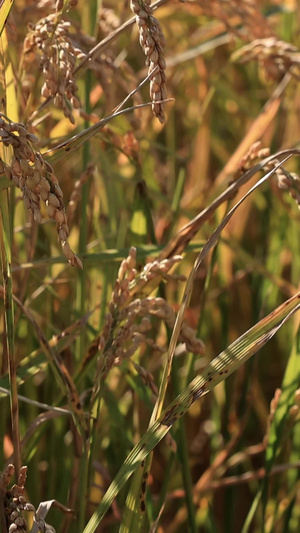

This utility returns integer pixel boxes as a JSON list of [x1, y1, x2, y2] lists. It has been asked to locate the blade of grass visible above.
[[83, 293, 300, 533], [172, 356, 198, 533], [0, 314, 89, 395], [43, 100, 174, 161], [120, 459, 149, 533], [12, 242, 204, 271], [241, 487, 263, 533]]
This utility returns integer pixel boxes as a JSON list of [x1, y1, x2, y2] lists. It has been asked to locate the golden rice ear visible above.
[[1, 462, 72, 531], [0, 114, 81, 267], [199, 0, 272, 41], [130, 0, 167, 123], [86, 247, 205, 408], [23, 14, 83, 124], [231, 37, 300, 80]]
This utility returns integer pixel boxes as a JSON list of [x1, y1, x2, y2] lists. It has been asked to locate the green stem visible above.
[[0, 188, 21, 476], [78, 444, 90, 532], [172, 356, 197, 533], [76, 67, 91, 363], [77, 4, 98, 528]]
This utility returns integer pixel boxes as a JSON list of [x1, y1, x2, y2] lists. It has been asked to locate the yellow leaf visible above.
[[0, 0, 14, 37]]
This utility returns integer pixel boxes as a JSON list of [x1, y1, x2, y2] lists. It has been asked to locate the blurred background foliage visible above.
[[1, 0, 300, 531]]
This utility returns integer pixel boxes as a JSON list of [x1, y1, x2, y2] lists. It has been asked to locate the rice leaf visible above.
[[83, 292, 300, 533]]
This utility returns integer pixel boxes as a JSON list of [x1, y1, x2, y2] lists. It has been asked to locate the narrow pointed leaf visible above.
[[83, 293, 300, 533]]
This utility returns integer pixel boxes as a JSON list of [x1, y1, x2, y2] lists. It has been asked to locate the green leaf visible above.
[[83, 293, 300, 533]]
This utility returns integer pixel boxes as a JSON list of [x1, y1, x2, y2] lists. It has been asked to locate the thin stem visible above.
[[0, 188, 21, 477]]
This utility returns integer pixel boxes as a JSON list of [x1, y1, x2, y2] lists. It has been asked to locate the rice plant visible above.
[[0, 1, 300, 532]]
